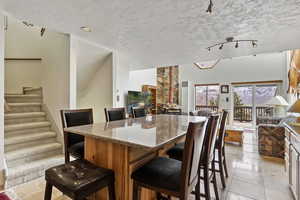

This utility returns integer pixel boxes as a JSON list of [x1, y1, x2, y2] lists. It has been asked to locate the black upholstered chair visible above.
[[132, 107, 146, 118], [104, 107, 126, 122], [44, 159, 115, 200], [60, 109, 93, 163], [214, 110, 229, 188], [167, 115, 220, 200], [131, 119, 208, 200]]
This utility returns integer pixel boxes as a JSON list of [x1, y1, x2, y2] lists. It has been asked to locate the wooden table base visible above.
[[85, 137, 156, 200]]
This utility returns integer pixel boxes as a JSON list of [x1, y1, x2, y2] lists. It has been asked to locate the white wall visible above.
[[5, 18, 43, 93], [77, 54, 113, 122], [0, 14, 5, 185], [180, 52, 286, 85], [40, 31, 70, 136], [180, 52, 287, 110], [128, 68, 156, 91], [72, 36, 113, 123], [113, 52, 131, 107]]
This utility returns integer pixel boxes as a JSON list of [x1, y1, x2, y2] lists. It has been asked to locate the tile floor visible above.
[[2, 128, 294, 200]]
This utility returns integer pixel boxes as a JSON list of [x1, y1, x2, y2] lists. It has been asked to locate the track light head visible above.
[[252, 40, 257, 48], [219, 44, 223, 50], [235, 41, 239, 48], [40, 28, 46, 37], [206, 0, 213, 14], [208, 47, 211, 51]]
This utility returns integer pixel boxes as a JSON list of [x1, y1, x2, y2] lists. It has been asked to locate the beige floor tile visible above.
[[233, 169, 264, 185], [226, 192, 257, 200], [229, 179, 265, 200], [265, 188, 294, 200]]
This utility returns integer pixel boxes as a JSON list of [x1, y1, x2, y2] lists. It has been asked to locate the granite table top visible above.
[[64, 114, 207, 150]]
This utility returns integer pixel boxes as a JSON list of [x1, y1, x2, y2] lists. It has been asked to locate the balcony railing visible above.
[[195, 105, 219, 112], [234, 106, 273, 122], [195, 105, 273, 122]]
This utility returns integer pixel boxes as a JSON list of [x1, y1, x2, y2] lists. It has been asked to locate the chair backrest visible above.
[[200, 114, 220, 165], [180, 119, 208, 199], [132, 107, 146, 118], [216, 110, 228, 149], [60, 109, 93, 162], [104, 107, 126, 122]]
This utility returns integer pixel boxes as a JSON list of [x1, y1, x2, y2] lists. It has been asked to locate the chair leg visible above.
[[44, 182, 53, 200], [218, 151, 226, 189], [212, 163, 219, 200], [108, 182, 116, 200], [212, 174, 219, 200], [156, 192, 162, 200], [222, 147, 229, 178], [203, 166, 211, 200], [133, 181, 141, 200], [195, 181, 201, 200]]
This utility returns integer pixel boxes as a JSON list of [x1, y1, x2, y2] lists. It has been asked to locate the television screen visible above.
[[127, 91, 145, 113], [127, 91, 152, 114]]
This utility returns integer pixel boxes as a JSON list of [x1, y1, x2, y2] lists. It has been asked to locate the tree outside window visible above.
[[195, 85, 219, 107]]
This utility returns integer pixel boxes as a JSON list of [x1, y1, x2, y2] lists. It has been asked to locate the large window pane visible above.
[[255, 85, 277, 106], [207, 86, 219, 106], [195, 85, 219, 106]]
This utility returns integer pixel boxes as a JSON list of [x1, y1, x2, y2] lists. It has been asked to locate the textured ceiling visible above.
[[1, 0, 300, 69]]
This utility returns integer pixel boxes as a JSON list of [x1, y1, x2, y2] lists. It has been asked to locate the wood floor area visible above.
[[2, 130, 293, 200]]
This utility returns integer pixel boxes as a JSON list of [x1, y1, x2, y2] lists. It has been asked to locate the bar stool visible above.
[[44, 159, 115, 200], [60, 109, 93, 163], [167, 115, 220, 200], [214, 110, 229, 188], [104, 107, 126, 122], [131, 119, 209, 200]]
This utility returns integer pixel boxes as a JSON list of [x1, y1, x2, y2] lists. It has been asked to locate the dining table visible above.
[[64, 114, 207, 200]]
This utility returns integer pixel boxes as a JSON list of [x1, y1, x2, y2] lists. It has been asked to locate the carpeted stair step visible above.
[[5, 131, 56, 146], [23, 87, 42, 96], [7, 103, 42, 113], [5, 94, 42, 103], [5, 112, 46, 125], [5, 121, 51, 133], [6, 154, 64, 188], [5, 142, 62, 162]]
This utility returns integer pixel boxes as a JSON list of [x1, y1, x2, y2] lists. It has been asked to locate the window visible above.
[[195, 85, 219, 108]]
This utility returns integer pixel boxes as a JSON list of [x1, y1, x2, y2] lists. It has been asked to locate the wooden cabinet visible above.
[[285, 125, 300, 200], [142, 85, 157, 114]]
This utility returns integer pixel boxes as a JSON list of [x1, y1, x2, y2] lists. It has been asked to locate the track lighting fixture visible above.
[[235, 41, 239, 48], [206, 37, 258, 51], [40, 28, 46, 37], [206, 0, 213, 14], [252, 40, 257, 48], [22, 21, 34, 27]]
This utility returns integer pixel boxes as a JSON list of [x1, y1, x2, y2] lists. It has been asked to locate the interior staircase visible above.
[[4, 87, 64, 188]]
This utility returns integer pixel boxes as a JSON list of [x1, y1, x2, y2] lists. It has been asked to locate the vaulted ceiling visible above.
[[1, 0, 300, 69]]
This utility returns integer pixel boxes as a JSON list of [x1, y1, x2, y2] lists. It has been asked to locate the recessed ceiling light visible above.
[[80, 26, 92, 32]]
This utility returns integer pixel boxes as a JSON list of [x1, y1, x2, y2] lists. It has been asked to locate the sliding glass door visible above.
[[233, 86, 253, 122], [233, 84, 279, 126]]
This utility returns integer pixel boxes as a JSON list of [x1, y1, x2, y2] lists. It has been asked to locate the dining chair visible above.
[[199, 114, 220, 200], [60, 108, 93, 163], [131, 119, 209, 200], [214, 110, 229, 188], [167, 115, 220, 200], [44, 159, 116, 200], [132, 107, 146, 118], [104, 107, 126, 122]]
